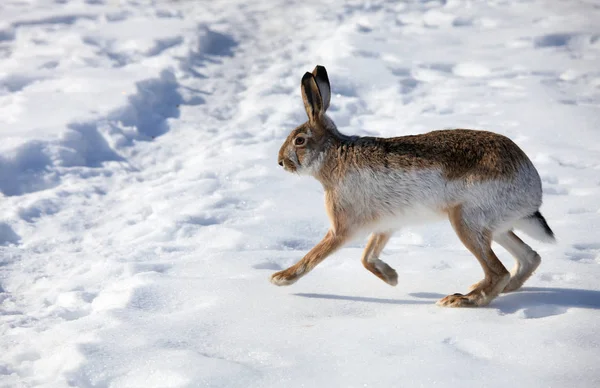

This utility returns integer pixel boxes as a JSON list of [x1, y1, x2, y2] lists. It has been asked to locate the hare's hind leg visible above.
[[493, 231, 541, 293], [438, 206, 510, 307], [271, 230, 349, 286], [361, 232, 398, 286]]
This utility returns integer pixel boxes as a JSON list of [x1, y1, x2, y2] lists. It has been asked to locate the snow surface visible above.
[[1, 0, 600, 386]]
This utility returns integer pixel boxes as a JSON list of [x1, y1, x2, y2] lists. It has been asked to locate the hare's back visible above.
[[379, 129, 531, 181]]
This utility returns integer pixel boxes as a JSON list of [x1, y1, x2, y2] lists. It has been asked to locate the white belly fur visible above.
[[336, 164, 542, 234]]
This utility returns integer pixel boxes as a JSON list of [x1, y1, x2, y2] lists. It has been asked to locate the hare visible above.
[[271, 65, 555, 307]]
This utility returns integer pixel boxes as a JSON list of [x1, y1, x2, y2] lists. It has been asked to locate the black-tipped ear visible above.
[[312, 65, 331, 111], [301, 72, 323, 122]]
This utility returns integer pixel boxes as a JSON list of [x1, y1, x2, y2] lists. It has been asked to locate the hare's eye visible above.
[[294, 137, 306, 146]]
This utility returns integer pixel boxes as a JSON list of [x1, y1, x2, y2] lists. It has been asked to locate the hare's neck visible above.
[[313, 136, 358, 190]]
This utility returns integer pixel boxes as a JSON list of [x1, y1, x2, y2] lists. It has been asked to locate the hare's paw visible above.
[[437, 293, 478, 307], [438, 273, 510, 307], [363, 258, 398, 286], [374, 260, 398, 286], [270, 269, 299, 286]]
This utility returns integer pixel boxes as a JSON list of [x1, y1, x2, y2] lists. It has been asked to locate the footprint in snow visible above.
[[0, 74, 46, 93], [538, 272, 578, 283], [442, 337, 493, 360], [129, 263, 173, 275], [252, 262, 282, 271], [356, 24, 372, 33], [0, 223, 21, 246], [12, 14, 97, 28], [533, 33, 600, 50], [53, 290, 97, 321], [543, 186, 569, 196], [567, 243, 600, 264], [353, 49, 380, 58], [146, 36, 184, 57], [567, 207, 593, 214]]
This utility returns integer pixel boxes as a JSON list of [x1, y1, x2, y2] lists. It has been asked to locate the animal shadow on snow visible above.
[[295, 293, 431, 305], [410, 287, 600, 315], [296, 287, 600, 313], [492, 287, 600, 315]]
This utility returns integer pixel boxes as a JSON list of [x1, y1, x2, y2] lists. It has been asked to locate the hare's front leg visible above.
[[270, 230, 348, 286], [361, 232, 398, 286]]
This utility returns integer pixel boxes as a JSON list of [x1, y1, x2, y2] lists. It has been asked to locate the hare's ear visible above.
[[301, 72, 323, 122], [312, 65, 331, 111]]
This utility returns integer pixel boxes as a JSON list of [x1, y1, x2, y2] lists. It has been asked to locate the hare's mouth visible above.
[[281, 160, 297, 172]]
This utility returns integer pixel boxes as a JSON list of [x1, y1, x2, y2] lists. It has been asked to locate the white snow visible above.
[[1, 0, 599, 386]]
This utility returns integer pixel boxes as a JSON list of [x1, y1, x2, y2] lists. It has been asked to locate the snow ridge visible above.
[[1, 0, 600, 387]]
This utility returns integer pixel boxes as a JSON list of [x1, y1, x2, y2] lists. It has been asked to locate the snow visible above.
[[1, 0, 599, 386]]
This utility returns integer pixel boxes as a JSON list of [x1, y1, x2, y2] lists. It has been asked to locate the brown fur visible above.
[[437, 205, 510, 307], [278, 118, 530, 190], [270, 229, 349, 285], [361, 232, 397, 286], [319, 128, 528, 187]]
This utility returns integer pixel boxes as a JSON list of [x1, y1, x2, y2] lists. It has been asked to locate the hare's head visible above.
[[278, 65, 337, 176]]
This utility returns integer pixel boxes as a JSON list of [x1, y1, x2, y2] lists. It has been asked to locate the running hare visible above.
[[272, 65, 554, 307]]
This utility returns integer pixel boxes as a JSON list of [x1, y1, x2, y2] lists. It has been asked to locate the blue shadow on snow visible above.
[[297, 287, 600, 311], [295, 293, 431, 305]]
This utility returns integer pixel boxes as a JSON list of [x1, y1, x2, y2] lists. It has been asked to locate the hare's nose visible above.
[[278, 159, 284, 167]]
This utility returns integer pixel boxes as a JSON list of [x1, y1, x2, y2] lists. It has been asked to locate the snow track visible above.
[[1, 0, 599, 386]]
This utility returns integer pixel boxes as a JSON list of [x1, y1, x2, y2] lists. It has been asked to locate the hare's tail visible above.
[[514, 211, 555, 243]]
